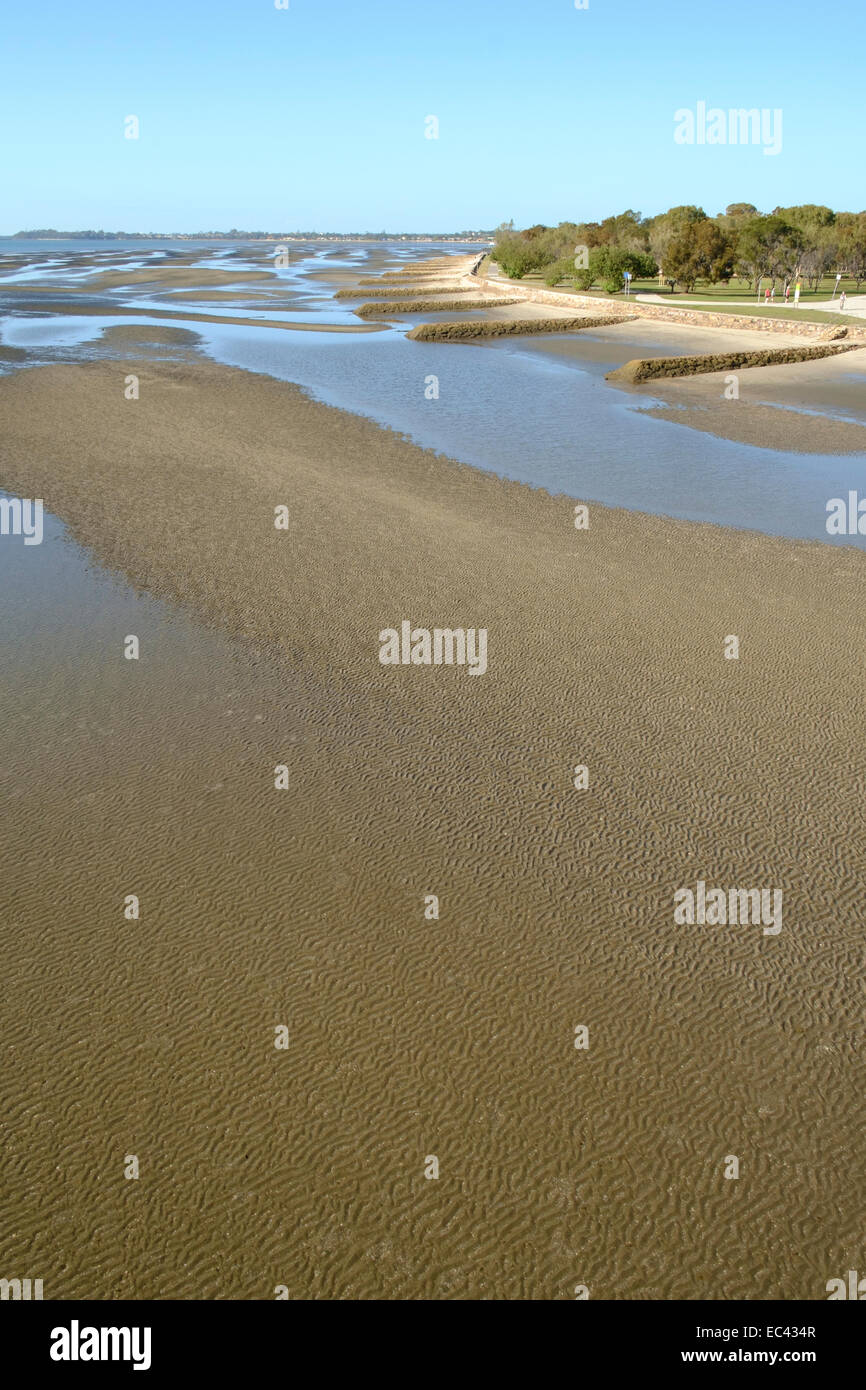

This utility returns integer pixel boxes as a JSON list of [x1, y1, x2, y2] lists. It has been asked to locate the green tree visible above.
[[773, 204, 835, 229], [735, 215, 804, 291], [493, 221, 552, 277], [596, 209, 649, 252], [586, 245, 656, 293], [837, 214, 866, 289], [494, 239, 552, 278], [666, 220, 735, 291], [646, 205, 708, 274], [543, 255, 580, 287], [799, 227, 839, 291]]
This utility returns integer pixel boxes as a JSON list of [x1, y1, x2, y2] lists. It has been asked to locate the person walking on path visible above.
[[840, 290, 847, 310]]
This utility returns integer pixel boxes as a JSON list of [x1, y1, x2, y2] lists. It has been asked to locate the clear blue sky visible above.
[[1, 0, 861, 233]]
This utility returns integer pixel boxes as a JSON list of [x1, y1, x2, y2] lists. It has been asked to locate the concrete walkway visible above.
[[635, 291, 866, 319]]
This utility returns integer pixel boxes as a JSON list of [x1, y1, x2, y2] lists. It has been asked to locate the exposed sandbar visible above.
[[1, 357, 863, 1302], [408, 314, 634, 340], [608, 343, 857, 383]]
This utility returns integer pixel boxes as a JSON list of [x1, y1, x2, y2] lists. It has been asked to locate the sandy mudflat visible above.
[[643, 382, 866, 452], [639, 349, 866, 452], [590, 331, 866, 451], [0, 358, 864, 1300], [82, 266, 278, 291], [162, 288, 303, 302], [99, 324, 202, 345]]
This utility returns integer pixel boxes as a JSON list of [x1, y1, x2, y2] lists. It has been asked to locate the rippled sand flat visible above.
[[0, 359, 863, 1299]]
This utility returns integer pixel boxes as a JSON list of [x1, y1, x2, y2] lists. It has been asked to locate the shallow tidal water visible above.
[[1, 237, 864, 547]]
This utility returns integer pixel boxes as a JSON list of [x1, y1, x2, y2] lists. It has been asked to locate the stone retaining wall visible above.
[[462, 258, 866, 343]]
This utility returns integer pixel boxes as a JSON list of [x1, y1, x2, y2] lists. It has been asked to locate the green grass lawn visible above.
[[628, 274, 861, 304]]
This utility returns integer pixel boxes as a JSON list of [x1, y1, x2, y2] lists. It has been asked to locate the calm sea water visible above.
[[1, 238, 864, 547]]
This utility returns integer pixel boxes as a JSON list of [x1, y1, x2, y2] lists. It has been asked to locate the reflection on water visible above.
[[0, 238, 864, 547]]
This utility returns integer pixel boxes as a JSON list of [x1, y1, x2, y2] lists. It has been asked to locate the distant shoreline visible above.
[[5, 231, 494, 243]]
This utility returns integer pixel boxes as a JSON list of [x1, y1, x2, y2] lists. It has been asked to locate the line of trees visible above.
[[492, 204, 866, 295]]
